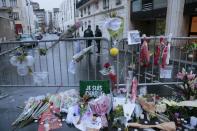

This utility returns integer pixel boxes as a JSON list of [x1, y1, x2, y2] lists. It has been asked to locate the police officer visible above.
[[95, 25, 102, 53], [84, 25, 94, 47]]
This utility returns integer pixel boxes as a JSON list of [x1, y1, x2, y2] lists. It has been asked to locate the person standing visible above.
[[95, 25, 102, 53], [84, 25, 94, 47]]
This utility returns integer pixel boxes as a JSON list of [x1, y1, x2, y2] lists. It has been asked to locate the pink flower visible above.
[[187, 71, 196, 80], [177, 72, 185, 80], [75, 21, 82, 28], [117, 88, 127, 94], [89, 96, 110, 116]]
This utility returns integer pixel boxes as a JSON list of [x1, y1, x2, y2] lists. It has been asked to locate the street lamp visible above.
[[26, 0, 32, 34]]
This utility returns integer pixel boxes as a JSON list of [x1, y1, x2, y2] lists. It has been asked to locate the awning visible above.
[[15, 24, 23, 35]]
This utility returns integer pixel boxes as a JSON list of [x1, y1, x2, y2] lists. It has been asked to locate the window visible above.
[[103, 0, 109, 9], [88, 5, 90, 15], [80, 9, 83, 17], [10, 0, 17, 7], [2, 0, 6, 7], [84, 7, 86, 14], [116, 0, 121, 5], [88, 20, 91, 25], [190, 16, 197, 34], [12, 12, 19, 20], [85, 21, 87, 28], [95, 1, 99, 9]]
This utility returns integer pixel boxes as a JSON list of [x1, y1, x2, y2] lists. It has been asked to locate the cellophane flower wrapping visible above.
[[49, 94, 61, 108], [60, 89, 80, 113], [89, 95, 112, 116]]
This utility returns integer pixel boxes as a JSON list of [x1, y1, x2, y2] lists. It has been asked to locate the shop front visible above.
[[184, 0, 197, 60]]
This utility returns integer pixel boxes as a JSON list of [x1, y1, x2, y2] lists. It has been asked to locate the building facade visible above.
[[30, 1, 39, 10], [0, 0, 38, 35], [0, 6, 15, 41], [53, 8, 60, 31], [34, 9, 46, 32], [76, 0, 131, 39], [130, 0, 197, 37], [22, 0, 38, 34], [59, 0, 76, 32], [45, 11, 53, 32]]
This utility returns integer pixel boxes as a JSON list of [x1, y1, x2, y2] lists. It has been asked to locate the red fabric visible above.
[[38, 107, 61, 131], [15, 24, 23, 35], [154, 44, 161, 65], [154, 38, 165, 66], [161, 46, 168, 68], [140, 40, 150, 67], [108, 73, 117, 91], [131, 78, 138, 102]]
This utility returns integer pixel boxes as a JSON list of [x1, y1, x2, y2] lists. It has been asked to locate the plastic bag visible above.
[[68, 60, 76, 74], [10, 56, 19, 66], [25, 55, 34, 66], [60, 89, 79, 113], [33, 72, 48, 85], [74, 41, 81, 54], [89, 95, 111, 116], [17, 65, 29, 76]]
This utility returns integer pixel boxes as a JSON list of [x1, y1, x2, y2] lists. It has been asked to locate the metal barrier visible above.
[[116, 37, 197, 87], [0, 37, 196, 90], [0, 38, 111, 88]]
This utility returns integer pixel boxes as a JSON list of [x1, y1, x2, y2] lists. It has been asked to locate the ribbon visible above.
[[108, 73, 117, 91], [154, 37, 164, 65], [131, 77, 138, 103]]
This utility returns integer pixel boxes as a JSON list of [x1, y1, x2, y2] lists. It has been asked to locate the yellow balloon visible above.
[[110, 47, 119, 56]]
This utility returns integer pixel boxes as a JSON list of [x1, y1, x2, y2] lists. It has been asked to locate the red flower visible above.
[[104, 63, 111, 68]]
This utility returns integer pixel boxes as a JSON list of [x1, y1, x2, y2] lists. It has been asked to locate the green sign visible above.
[[80, 80, 110, 97]]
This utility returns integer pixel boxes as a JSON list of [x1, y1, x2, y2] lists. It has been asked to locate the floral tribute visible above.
[[177, 68, 197, 100]]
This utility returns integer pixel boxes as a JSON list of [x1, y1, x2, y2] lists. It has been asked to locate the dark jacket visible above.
[[95, 29, 102, 37], [84, 29, 94, 37]]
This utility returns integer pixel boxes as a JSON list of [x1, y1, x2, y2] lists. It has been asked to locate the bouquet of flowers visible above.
[[12, 96, 50, 128], [10, 48, 34, 76], [89, 95, 111, 116], [177, 68, 197, 100], [100, 63, 117, 91], [60, 89, 79, 113]]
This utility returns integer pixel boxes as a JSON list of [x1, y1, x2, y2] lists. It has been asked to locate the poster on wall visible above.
[[128, 30, 141, 45]]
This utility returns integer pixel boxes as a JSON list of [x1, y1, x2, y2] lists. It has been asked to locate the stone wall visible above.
[[0, 17, 15, 41]]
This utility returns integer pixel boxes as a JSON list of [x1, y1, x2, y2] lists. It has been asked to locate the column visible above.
[[165, 0, 185, 36]]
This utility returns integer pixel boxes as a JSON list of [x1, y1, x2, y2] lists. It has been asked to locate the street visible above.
[[0, 34, 113, 131], [0, 34, 108, 87]]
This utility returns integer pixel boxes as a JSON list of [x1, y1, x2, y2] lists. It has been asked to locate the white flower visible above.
[[104, 17, 122, 31]]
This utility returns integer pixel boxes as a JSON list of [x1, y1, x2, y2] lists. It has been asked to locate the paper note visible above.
[[123, 101, 135, 121], [128, 30, 141, 45], [160, 66, 173, 79]]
